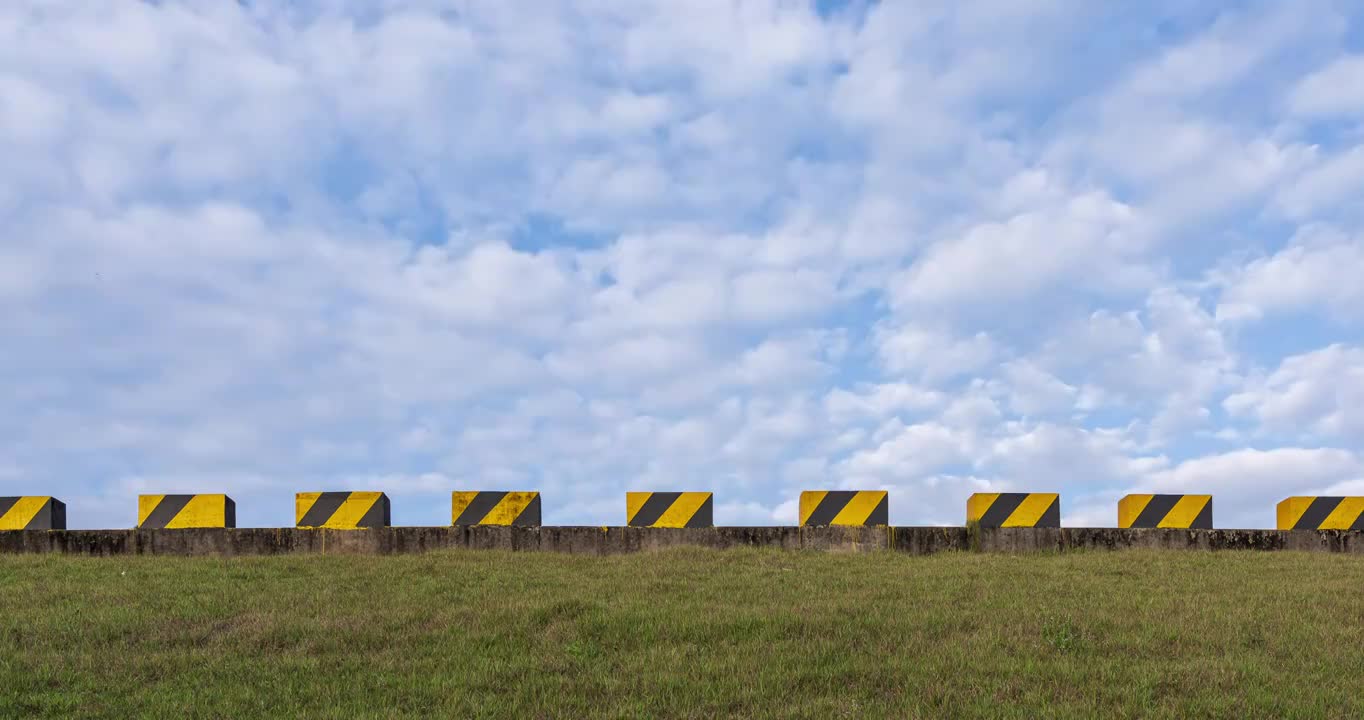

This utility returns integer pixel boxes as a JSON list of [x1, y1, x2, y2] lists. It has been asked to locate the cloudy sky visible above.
[[3, 0, 1363, 530]]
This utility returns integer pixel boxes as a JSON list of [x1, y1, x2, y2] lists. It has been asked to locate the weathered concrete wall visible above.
[[1, 526, 1362, 556]]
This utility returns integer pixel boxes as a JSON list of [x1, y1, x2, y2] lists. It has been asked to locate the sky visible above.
[[2, 0, 1363, 530]]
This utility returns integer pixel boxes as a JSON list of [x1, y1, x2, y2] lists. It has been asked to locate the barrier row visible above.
[[4, 492, 1363, 531]]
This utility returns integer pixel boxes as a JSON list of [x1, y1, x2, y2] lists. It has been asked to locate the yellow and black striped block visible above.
[[1277, 496, 1364, 530], [799, 490, 888, 527], [967, 493, 1059, 528], [626, 492, 713, 528], [1118, 494, 1212, 529], [138, 494, 235, 529], [296, 492, 390, 529], [0, 497, 66, 530], [452, 491, 541, 526]]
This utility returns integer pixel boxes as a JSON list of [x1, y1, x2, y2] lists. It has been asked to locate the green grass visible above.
[[2, 549, 1363, 719]]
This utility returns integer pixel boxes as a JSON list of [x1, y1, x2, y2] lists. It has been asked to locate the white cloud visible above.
[[824, 382, 944, 424], [998, 360, 1077, 416], [1214, 227, 1364, 321], [1289, 54, 1364, 117], [891, 188, 1144, 309], [1225, 345, 1364, 441], [874, 323, 996, 381]]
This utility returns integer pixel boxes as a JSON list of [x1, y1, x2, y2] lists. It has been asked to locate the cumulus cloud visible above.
[[1225, 345, 1364, 442], [1214, 227, 1364, 321]]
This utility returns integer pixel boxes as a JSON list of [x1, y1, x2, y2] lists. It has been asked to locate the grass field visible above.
[[3, 548, 1363, 719]]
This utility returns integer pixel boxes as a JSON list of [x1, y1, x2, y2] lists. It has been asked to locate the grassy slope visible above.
[[2, 548, 1362, 719]]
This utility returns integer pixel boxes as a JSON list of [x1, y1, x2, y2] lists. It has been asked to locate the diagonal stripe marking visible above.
[[1006, 494, 1059, 528], [329, 494, 381, 528], [1133, 495, 1181, 528], [354, 495, 389, 528], [804, 491, 857, 527], [1295, 497, 1344, 529], [798, 491, 827, 525], [1188, 499, 1212, 529], [865, 493, 888, 526], [685, 494, 712, 528], [0, 497, 48, 530], [654, 493, 710, 528], [831, 491, 885, 526], [298, 492, 350, 527], [164, 495, 229, 529], [485, 493, 537, 526], [140, 495, 193, 529], [455, 492, 509, 525], [1322, 497, 1364, 531], [513, 494, 542, 527], [629, 492, 682, 527], [1161, 496, 1211, 529], [978, 494, 1026, 527], [1118, 494, 1152, 528]]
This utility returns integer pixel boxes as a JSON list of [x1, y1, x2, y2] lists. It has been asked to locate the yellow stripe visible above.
[[625, 492, 651, 524], [1276, 497, 1313, 530], [798, 491, 828, 526], [138, 494, 165, 527], [482, 492, 539, 526], [831, 491, 886, 526], [965, 493, 999, 524], [1004, 494, 1057, 527], [0, 497, 50, 530], [652, 492, 710, 528], [327, 494, 381, 529], [295, 493, 322, 525], [1160, 495, 1210, 528], [1321, 497, 1364, 530], [1117, 494, 1153, 528], [451, 492, 477, 522], [164, 495, 229, 529]]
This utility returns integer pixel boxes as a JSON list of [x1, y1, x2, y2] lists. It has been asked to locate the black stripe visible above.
[[223, 498, 236, 529], [629, 492, 681, 527], [25, 499, 55, 530], [1189, 498, 1212, 529], [1294, 497, 1343, 530], [685, 495, 713, 528], [298, 492, 350, 527], [866, 494, 888, 526], [1351, 508, 1364, 531], [455, 492, 509, 525], [355, 494, 390, 528], [512, 495, 542, 527], [977, 493, 1027, 528], [0, 497, 18, 521], [1036, 496, 1060, 528], [804, 491, 857, 527], [141, 495, 193, 529], [1131, 495, 1182, 528]]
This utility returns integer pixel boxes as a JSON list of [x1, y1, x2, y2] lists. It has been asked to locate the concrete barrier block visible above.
[[967, 493, 1059, 528], [798, 490, 888, 527], [137, 494, 235, 529], [0, 497, 66, 530], [452, 491, 541, 526], [626, 492, 713, 528], [296, 492, 390, 529], [1277, 496, 1364, 530], [1118, 494, 1212, 529]]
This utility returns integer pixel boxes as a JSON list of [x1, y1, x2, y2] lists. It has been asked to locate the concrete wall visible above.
[[1, 526, 1362, 556]]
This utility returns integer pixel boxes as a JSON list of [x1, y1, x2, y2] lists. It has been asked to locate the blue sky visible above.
[[2, 0, 1363, 530]]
